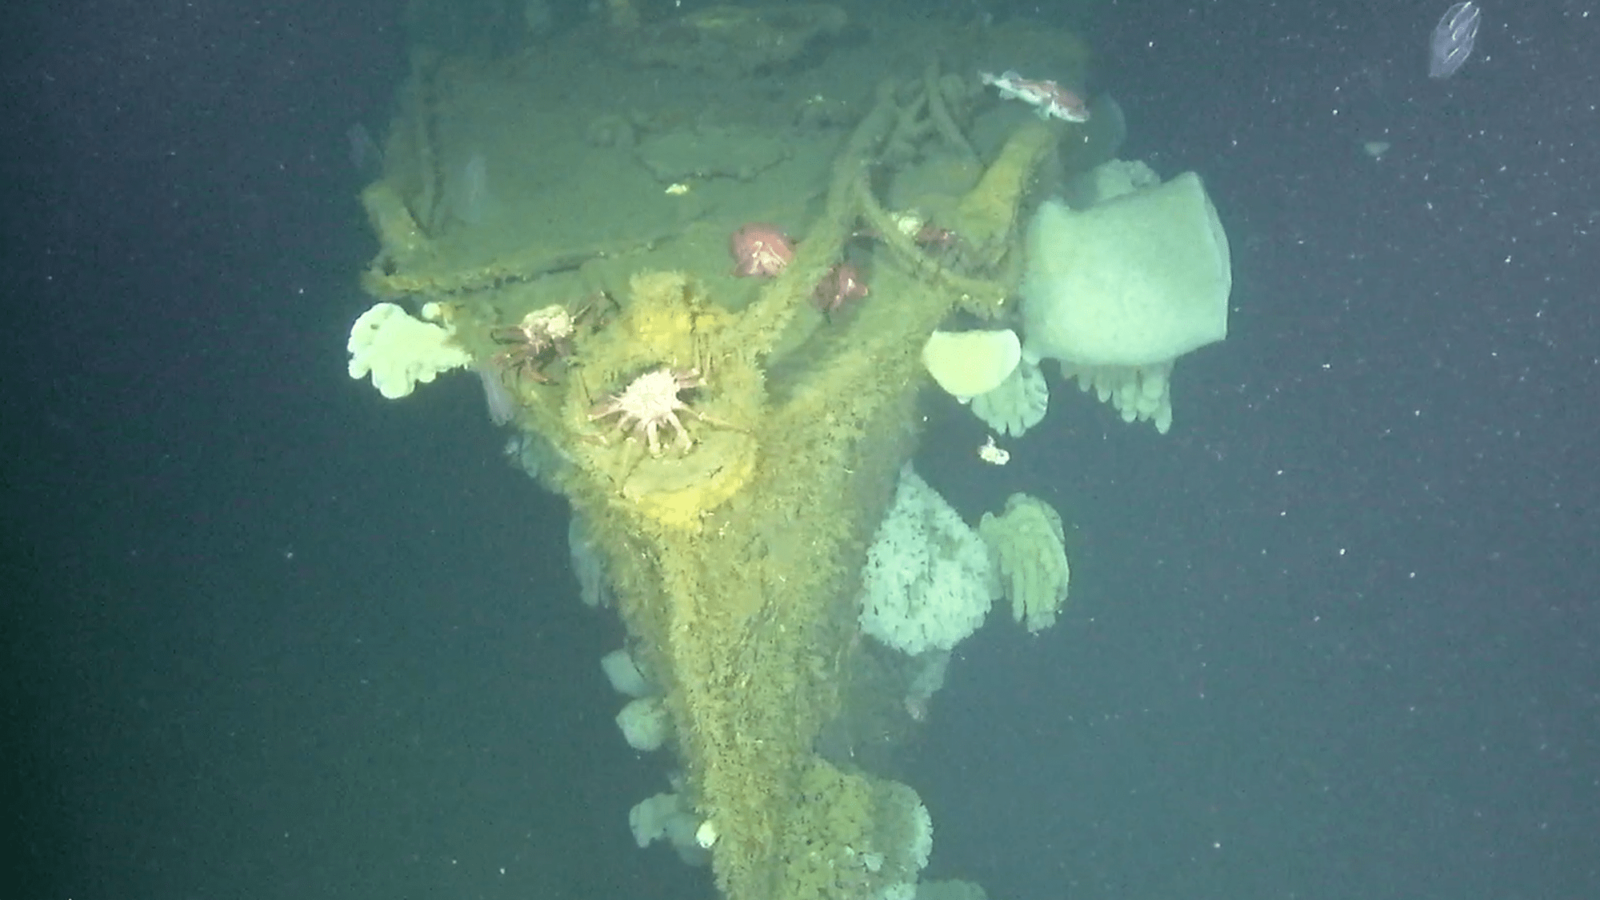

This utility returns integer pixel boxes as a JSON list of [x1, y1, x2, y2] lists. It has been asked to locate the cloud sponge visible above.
[[1020, 171, 1230, 368], [858, 466, 997, 655], [616, 697, 671, 751], [347, 302, 472, 399]]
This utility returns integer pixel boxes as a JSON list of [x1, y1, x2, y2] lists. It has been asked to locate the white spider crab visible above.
[[589, 367, 706, 456], [490, 303, 588, 385]]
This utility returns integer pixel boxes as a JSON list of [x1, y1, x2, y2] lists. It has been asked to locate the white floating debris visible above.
[[978, 435, 1010, 466]]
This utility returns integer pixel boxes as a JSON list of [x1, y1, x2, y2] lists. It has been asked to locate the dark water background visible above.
[[4, 0, 1596, 898]]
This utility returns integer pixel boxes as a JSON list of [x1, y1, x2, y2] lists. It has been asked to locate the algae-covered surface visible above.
[[355, 8, 1093, 900]]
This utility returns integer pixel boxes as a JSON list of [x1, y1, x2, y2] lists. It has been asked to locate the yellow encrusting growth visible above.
[[618, 431, 757, 531], [549, 91, 1051, 900]]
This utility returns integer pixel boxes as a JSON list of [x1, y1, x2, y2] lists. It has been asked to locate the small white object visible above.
[[695, 819, 718, 849], [890, 209, 925, 237], [977, 436, 1010, 466]]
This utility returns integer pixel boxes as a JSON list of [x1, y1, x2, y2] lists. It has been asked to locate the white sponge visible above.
[[1020, 172, 1230, 368], [921, 329, 1022, 400], [858, 466, 997, 655], [629, 792, 709, 866], [601, 648, 650, 697], [970, 358, 1048, 437], [616, 697, 671, 751], [346, 302, 472, 399]]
